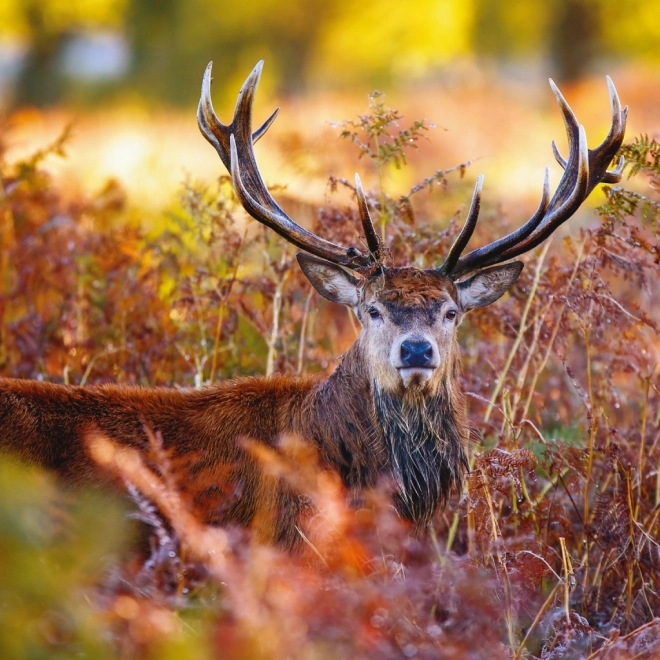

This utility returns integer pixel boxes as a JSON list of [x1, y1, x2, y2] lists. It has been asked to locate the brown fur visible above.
[[373, 268, 456, 306], [0, 267, 472, 548]]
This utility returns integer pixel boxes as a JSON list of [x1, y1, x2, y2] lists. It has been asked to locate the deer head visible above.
[[198, 61, 626, 397]]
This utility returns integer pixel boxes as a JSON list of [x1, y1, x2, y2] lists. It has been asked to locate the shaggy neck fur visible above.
[[373, 382, 468, 527]]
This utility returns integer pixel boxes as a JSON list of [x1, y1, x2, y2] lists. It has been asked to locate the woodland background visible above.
[[1, 0, 660, 658]]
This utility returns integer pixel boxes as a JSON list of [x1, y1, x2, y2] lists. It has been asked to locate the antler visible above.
[[198, 61, 379, 270], [438, 77, 627, 279]]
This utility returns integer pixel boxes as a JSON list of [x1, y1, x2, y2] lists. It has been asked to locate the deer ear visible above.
[[456, 261, 523, 311], [297, 253, 359, 307]]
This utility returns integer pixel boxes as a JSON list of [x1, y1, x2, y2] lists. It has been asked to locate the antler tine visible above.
[[446, 77, 625, 279], [551, 76, 628, 188], [543, 79, 585, 215], [199, 61, 372, 270], [438, 168, 552, 278], [354, 174, 381, 262], [438, 175, 483, 275], [452, 125, 589, 277], [198, 61, 279, 173]]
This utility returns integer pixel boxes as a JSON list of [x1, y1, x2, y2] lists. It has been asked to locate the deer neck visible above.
[[372, 375, 468, 527], [309, 343, 468, 527]]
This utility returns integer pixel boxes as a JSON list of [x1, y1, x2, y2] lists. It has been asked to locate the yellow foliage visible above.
[[0, 1, 28, 36], [0, 0, 128, 37], [600, 0, 660, 61], [312, 0, 475, 84]]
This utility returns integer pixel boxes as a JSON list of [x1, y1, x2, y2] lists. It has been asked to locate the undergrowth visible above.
[[0, 104, 658, 659]]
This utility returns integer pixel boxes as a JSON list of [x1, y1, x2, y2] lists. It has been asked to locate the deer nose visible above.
[[400, 340, 434, 368]]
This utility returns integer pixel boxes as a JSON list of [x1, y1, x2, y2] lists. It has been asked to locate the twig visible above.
[[520, 238, 586, 420], [585, 619, 660, 660], [79, 347, 130, 387], [594, 292, 643, 324], [512, 581, 561, 660], [400, 160, 475, 201], [210, 229, 246, 384], [485, 241, 551, 423], [297, 286, 314, 375], [266, 250, 290, 377], [560, 537, 575, 625]]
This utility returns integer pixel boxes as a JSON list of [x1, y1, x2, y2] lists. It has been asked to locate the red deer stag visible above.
[[0, 62, 626, 548]]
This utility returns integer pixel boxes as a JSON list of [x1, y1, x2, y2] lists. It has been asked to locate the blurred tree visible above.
[[5, 0, 128, 106], [471, 0, 660, 81], [472, 0, 551, 61], [125, 0, 338, 104], [472, 0, 602, 81], [14, 0, 69, 106], [547, 0, 601, 82]]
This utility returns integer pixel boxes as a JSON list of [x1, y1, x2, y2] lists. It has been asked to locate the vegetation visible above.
[[2, 0, 660, 105], [0, 93, 659, 659], [600, 135, 660, 231]]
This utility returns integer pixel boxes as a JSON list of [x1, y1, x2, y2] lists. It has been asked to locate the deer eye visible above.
[[368, 307, 381, 320], [445, 309, 457, 321]]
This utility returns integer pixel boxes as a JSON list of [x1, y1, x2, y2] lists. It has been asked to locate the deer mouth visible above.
[[397, 367, 435, 388]]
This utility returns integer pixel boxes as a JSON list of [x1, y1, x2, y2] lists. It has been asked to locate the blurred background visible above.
[[0, 0, 658, 214]]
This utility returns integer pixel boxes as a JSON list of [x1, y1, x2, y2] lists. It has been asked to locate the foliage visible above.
[[311, 0, 472, 86], [619, 134, 660, 178], [333, 92, 435, 239], [1, 118, 660, 659], [335, 91, 433, 171], [599, 135, 660, 231], [0, 460, 131, 659]]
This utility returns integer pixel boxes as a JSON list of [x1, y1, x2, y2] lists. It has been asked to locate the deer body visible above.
[[0, 268, 472, 546], [0, 62, 626, 547], [1, 374, 335, 547]]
